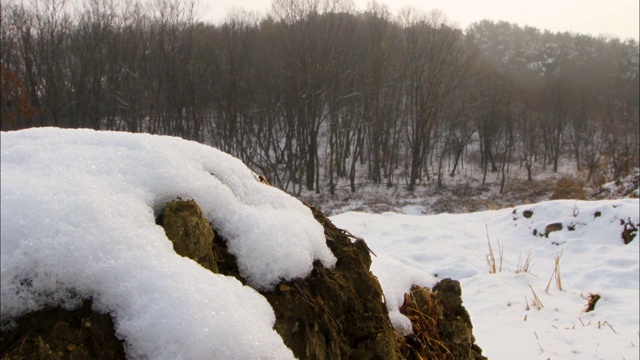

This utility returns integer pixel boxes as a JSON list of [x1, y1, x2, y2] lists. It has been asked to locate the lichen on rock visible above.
[[156, 198, 218, 273]]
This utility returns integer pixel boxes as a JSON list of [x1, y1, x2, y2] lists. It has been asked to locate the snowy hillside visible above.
[[332, 200, 639, 360]]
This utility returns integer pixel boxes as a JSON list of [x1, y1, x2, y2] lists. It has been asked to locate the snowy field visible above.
[[1, 128, 638, 359], [332, 200, 639, 360]]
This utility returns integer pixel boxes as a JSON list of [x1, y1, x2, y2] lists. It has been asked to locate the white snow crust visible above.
[[1, 127, 337, 359]]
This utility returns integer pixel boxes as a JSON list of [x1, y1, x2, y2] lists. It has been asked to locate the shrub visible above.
[[550, 177, 587, 200]]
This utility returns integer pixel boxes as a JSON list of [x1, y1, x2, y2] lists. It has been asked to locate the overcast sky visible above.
[[198, 0, 639, 40]]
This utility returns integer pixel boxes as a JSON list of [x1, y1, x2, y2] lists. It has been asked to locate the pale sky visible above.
[[198, 0, 639, 40]]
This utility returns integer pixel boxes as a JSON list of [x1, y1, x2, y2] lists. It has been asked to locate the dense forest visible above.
[[2, 0, 639, 195]]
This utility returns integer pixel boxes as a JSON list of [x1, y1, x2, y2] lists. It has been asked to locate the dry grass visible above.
[[528, 284, 544, 310], [399, 286, 453, 360], [485, 225, 503, 274], [516, 250, 534, 273], [576, 315, 617, 334], [598, 320, 617, 334], [545, 251, 564, 293], [551, 177, 587, 200]]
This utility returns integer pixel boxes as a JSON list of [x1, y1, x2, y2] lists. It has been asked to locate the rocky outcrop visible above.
[[262, 203, 400, 359], [159, 198, 401, 358], [160, 198, 484, 360], [399, 282, 486, 360], [0, 198, 484, 360], [432, 280, 486, 360]]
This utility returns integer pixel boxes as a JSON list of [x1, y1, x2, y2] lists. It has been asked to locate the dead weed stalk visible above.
[[528, 284, 544, 310], [545, 250, 563, 293], [583, 292, 601, 313], [516, 250, 534, 273], [485, 225, 503, 274], [399, 286, 453, 360]]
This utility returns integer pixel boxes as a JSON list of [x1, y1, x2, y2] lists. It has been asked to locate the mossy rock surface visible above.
[[158, 198, 218, 272]]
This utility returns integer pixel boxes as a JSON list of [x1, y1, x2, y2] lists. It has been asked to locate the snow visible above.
[[1, 127, 337, 359], [370, 254, 435, 334], [331, 199, 639, 360], [1, 127, 638, 359]]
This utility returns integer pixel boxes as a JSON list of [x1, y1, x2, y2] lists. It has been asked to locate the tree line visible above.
[[2, 0, 638, 195]]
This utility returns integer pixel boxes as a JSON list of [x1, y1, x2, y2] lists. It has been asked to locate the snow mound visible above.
[[1, 127, 338, 358]]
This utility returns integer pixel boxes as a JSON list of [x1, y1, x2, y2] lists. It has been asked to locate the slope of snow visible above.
[[1, 127, 338, 358], [331, 199, 639, 359]]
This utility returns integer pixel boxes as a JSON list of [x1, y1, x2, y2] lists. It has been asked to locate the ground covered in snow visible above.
[[331, 199, 639, 360], [1, 127, 638, 359]]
